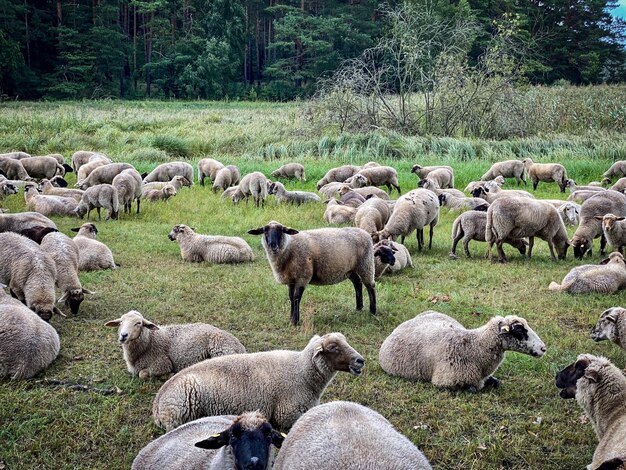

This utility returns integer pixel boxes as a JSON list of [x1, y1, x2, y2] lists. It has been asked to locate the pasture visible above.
[[1, 101, 626, 469]]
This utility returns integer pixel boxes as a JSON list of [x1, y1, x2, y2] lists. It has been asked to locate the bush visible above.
[[151, 134, 190, 158]]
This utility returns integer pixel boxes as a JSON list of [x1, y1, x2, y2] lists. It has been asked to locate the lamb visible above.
[[590, 307, 626, 352], [105, 310, 246, 379], [481, 160, 526, 185], [24, 184, 79, 217], [198, 158, 224, 186], [112, 168, 142, 215], [379, 311, 546, 392], [419, 167, 453, 190], [76, 156, 110, 182], [0, 212, 56, 234], [597, 214, 626, 254], [0, 232, 63, 321], [485, 197, 569, 263], [211, 167, 235, 193], [558, 201, 581, 226], [556, 354, 626, 469], [41, 179, 84, 202], [438, 192, 489, 211], [316, 165, 361, 190], [450, 210, 527, 258], [143, 175, 192, 192], [323, 199, 357, 225], [152, 332, 364, 431], [132, 411, 285, 470], [19, 156, 65, 179], [374, 189, 439, 251], [565, 179, 606, 193], [221, 185, 239, 200], [248, 221, 376, 325], [354, 197, 390, 235], [271, 163, 306, 181], [0, 157, 31, 180], [70, 223, 117, 271], [373, 239, 412, 276], [603, 161, 626, 183], [77, 163, 134, 189], [471, 184, 534, 203], [231, 172, 269, 207], [269, 181, 321, 205], [74, 184, 120, 220], [142, 184, 177, 202], [0, 287, 60, 380], [522, 157, 568, 192], [144, 162, 194, 185], [353, 166, 401, 194], [610, 178, 626, 194], [168, 224, 254, 264], [549, 251, 626, 294], [410, 164, 454, 179]]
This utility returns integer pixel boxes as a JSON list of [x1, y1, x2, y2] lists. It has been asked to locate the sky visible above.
[[614, 0, 626, 19]]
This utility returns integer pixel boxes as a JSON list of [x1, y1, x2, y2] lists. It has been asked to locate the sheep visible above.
[[323, 199, 357, 225], [379, 311, 546, 392], [0, 212, 56, 234], [353, 186, 390, 200], [549, 252, 626, 294], [354, 197, 390, 235], [271, 163, 306, 181], [419, 167, 454, 190], [522, 157, 568, 192], [41, 179, 84, 202], [471, 184, 534, 203], [152, 332, 364, 431], [565, 179, 606, 193], [0, 181, 18, 200], [144, 162, 194, 185], [450, 210, 527, 258], [373, 239, 412, 277], [24, 184, 79, 217], [316, 165, 361, 190], [142, 184, 177, 202], [464, 176, 505, 194], [132, 411, 285, 470], [0, 174, 30, 189], [221, 185, 239, 200], [0, 232, 63, 321], [410, 164, 454, 179], [591, 307, 626, 352], [168, 224, 254, 264], [19, 225, 59, 244], [33, 153, 67, 167], [212, 167, 235, 193], [374, 189, 439, 251], [232, 172, 269, 207], [0, 287, 60, 380], [112, 168, 142, 215], [274, 401, 431, 470], [77, 163, 135, 189], [105, 310, 246, 379], [352, 166, 401, 194], [481, 160, 526, 185], [603, 161, 626, 183], [248, 221, 376, 325], [71, 151, 108, 172], [76, 156, 110, 182], [0, 151, 31, 159], [570, 190, 626, 259], [419, 178, 465, 198], [597, 214, 626, 254], [269, 181, 321, 205], [0, 157, 31, 181], [438, 192, 489, 211], [610, 178, 626, 194], [19, 156, 65, 179], [143, 175, 192, 192], [198, 158, 224, 186], [569, 190, 611, 204], [74, 184, 120, 220], [485, 197, 569, 263], [70, 223, 117, 271], [338, 188, 366, 208], [558, 201, 581, 226], [555, 354, 626, 470]]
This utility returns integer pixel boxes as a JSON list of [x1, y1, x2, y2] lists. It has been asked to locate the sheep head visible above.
[[410, 164, 422, 174], [555, 354, 594, 399], [105, 310, 159, 343], [58, 288, 94, 315], [71, 223, 98, 238], [248, 221, 298, 254], [497, 316, 546, 358], [590, 307, 624, 343], [312, 332, 365, 376], [569, 234, 592, 259], [595, 213, 625, 231], [168, 224, 195, 241]]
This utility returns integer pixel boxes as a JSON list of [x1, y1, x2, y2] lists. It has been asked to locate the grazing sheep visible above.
[[0, 158, 31, 181], [24, 184, 79, 217], [232, 172, 269, 207], [438, 192, 489, 211], [610, 178, 626, 194], [71, 151, 108, 172], [74, 184, 120, 220], [375, 189, 439, 251], [420, 167, 454, 190], [248, 221, 376, 325], [132, 411, 284, 470], [0, 212, 56, 234], [226, 165, 241, 186], [269, 181, 321, 205], [144, 162, 194, 185], [410, 164, 454, 179], [338, 188, 366, 208], [70, 223, 117, 271], [419, 179, 465, 198], [471, 184, 534, 203], [77, 163, 134, 189], [485, 197, 569, 263], [143, 175, 192, 192], [316, 165, 361, 190], [603, 161, 626, 183], [379, 311, 546, 392], [354, 197, 390, 235], [353, 166, 401, 194], [142, 184, 177, 202], [41, 179, 84, 202], [0, 233, 63, 321], [112, 169, 142, 215], [522, 157, 568, 192], [374, 239, 412, 277], [198, 158, 224, 186], [481, 160, 526, 185], [212, 167, 235, 193], [271, 163, 306, 181], [565, 179, 606, 193], [597, 213, 626, 254], [19, 156, 65, 179], [0, 287, 60, 380], [323, 199, 357, 225], [450, 210, 527, 258], [274, 401, 431, 470], [549, 251, 626, 294], [152, 332, 364, 431], [105, 310, 246, 379], [558, 201, 581, 226], [556, 354, 626, 470], [221, 185, 239, 200], [591, 307, 626, 352], [464, 176, 505, 194], [76, 156, 110, 182], [168, 224, 254, 264]]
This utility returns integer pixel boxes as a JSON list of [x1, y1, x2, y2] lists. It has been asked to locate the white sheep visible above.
[[323, 199, 356, 225], [373, 239, 412, 277], [549, 251, 626, 294], [481, 160, 526, 185], [74, 183, 120, 220], [268, 181, 321, 205], [112, 168, 143, 215], [597, 213, 626, 254], [70, 223, 117, 271], [24, 184, 78, 217], [438, 192, 489, 211], [198, 158, 224, 186], [168, 224, 254, 264], [410, 164, 453, 180], [77, 162, 134, 189], [590, 307, 626, 352], [522, 158, 568, 192], [0, 211, 56, 234], [271, 163, 306, 181], [558, 201, 581, 226], [143, 162, 194, 185], [471, 183, 534, 203], [142, 184, 177, 202], [354, 197, 390, 235], [142, 175, 191, 192], [316, 165, 361, 189], [603, 161, 626, 182], [232, 172, 269, 207], [41, 179, 84, 202], [76, 156, 110, 182]]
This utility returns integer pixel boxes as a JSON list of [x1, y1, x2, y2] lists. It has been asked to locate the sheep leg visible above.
[[484, 376, 500, 388], [496, 240, 508, 263], [385, 183, 392, 194], [97, 207, 102, 221], [600, 234, 607, 256], [463, 237, 472, 257], [428, 223, 434, 250], [547, 239, 557, 261], [451, 231, 463, 256], [349, 273, 364, 310], [136, 198, 141, 215], [365, 283, 376, 314], [416, 229, 424, 251], [289, 284, 305, 325], [532, 179, 538, 191], [527, 237, 534, 258]]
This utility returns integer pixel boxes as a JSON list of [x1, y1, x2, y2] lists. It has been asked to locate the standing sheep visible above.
[[76, 156, 110, 182], [0, 158, 31, 181], [271, 163, 306, 181], [198, 158, 224, 186], [316, 165, 361, 190], [74, 184, 120, 220], [379, 311, 546, 392], [232, 172, 269, 208], [548, 251, 626, 294], [212, 167, 234, 193], [354, 166, 401, 195], [354, 197, 390, 235], [143, 162, 194, 185], [71, 151, 108, 172], [77, 163, 134, 189], [152, 332, 364, 431], [596, 213, 626, 254], [112, 168, 142, 215], [590, 307, 626, 352], [323, 199, 356, 225], [410, 164, 454, 180], [105, 310, 246, 379], [522, 158, 568, 192], [248, 221, 376, 325], [19, 156, 65, 179], [168, 224, 254, 263], [558, 201, 581, 226], [70, 223, 117, 271], [481, 160, 526, 186], [610, 177, 626, 194], [420, 167, 454, 190], [603, 161, 626, 183]]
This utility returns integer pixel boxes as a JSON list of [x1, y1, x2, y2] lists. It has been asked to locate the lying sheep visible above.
[[19, 156, 65, 179], [142, 184, 177, 202], [0, 158, 31, 181], [70, 223, 117, 271], [597, 213, 626, 254], [471, 184, 534, 203], [522, 157, 568, 192], [591, 307, 626, 352], [78, 163, 134, 189], [0, 174, 30, 190], [232, 172, 269, 207], [438, 192, 489, 211], [353, 186, 390, 200], [143, 175, 192, 192], [152, 332, 364, 431], [486, 197, 569, 263], [41, 179, 84, 202], [316, 165, 361, 190], [198, 158, 224, 186], [248, 221, 376, 324], [549, 252, 626, 294], [74, 184, 120, 220], [24, 184, 78, 217], [420, 167, 453, 190], [271, 163, 306, 181], [168, 224, 254, 264], [273, 401, 432, 470], [144, 162, 194, 185], [603, 161, 626, 183], [565, 179, 606, 193], [76, 156, 110, 182], [105, 310, 246, 379], [374, 239, 412, 277], [354, 197, 390, 235], [450, 210, 527, 258], [419, 179, 465, 198], [323, 199, 356, 225], [269, 181, 321, 205], [556, 354, 626, 470], [132, 411, 284, 470], [464, 176, 505, 194], [481, 160, 526, 185], [410, 164, 453, 180], [558, 201, 581, 226], [338, 188, 365, 208], [0, 181, 18, 199], [112, 169, 142, 215], [379, 311, 546, 392], [0, 212, 56, 234], [374, 242, 396, 278], [0, 287, 60, 379], [568, 189, 609, 204], [354, 166, 401, 194]]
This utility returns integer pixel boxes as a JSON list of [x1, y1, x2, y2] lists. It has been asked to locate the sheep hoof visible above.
[[466, 385, 479, 394], [485, 376, 500, 388], [449, 252, 459, 260], [138, 370, 150, 379]]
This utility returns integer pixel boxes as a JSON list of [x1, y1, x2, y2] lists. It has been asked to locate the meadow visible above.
[[1, 100, 626, 469]]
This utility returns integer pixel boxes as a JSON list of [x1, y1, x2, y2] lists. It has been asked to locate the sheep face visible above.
[[351, 174, 368, 188], [315, 333, 365, 376], [74, 202, 89, 218], [0, 182, 18, 196], [374, 244, 396, 266], [168, 224, 195, 241], [596, 213, 626, 231], [590, 307, 623, 343], [71, 223, 98, 238], [104, 310, 159, 343], [195, 412, 284, 470], [163, 185, 177, 198], [561, 203, 580, 226], [555, 355, 593, 399], [498, 316, 546, 357], [570, 234, 592, 259], [247, 221, 299, 254], [599, 252, 626, 266], [173, 175, 192, 187], [410, 164, 422, 174], [50, 176, 68, 187], [471, 187, 486, 198], [437, 194, 447, 206], [58, 288, 93, 315]]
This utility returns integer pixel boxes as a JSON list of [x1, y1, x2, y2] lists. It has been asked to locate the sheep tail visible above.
[[485, 210, 494, 244], [451, 217, 461, 241]]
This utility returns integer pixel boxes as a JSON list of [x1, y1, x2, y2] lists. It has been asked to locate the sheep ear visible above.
[[53, 306, 66, 317], [70, 227, 81, 232], [62, 164, 73, 174], [142, 319, 160, 330], [195, 431, 230, 450], [594, 216, 605, 221], [606, 312, 618, 323], [617, 217, 626, 221], [271, 430, 287, 448], [247, 227, 265, 235], [499, 323, 510, 334], [599, 257, 611, 265], [584, 369, 601, 383], [104, 319, 122, 327], [596, 457, 625, 470], [282, 227, 299, 235], [313, 344, 324, 357], [57, 292, 69, 303], [82, 288, 96, 295]]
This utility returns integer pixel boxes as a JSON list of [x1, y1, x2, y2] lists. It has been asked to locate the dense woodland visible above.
[[0, 0, 624, 100]]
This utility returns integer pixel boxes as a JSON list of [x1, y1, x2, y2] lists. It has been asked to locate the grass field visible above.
[[1, 101, 626, 469]]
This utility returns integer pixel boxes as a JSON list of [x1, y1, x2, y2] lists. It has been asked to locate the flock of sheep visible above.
[[3, 150, 626, 468]]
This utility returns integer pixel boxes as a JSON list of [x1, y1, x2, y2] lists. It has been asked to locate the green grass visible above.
[[1, 101, 626, 469]]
